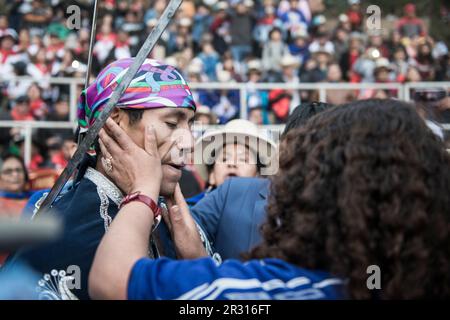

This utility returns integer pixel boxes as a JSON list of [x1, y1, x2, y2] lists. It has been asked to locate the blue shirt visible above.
[[5, 169, 121, 300], [190, 178, 269, 260], [128, 257, 346, 300]]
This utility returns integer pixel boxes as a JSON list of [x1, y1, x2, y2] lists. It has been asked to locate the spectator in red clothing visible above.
[[0, 28, 18, 65], [27, 83, 48, 120], [339, 32, 364, 81], [94, 19, 117, 65], [346, 0, 363, 31], [27, 48, 50, 82], [416, 41, 436, 80], [396, 3, 427, 39], [46, 32, 65, 62], [269, 55, 300, 122], [45, 136, 68, 170], [10, 96, 34, 121]]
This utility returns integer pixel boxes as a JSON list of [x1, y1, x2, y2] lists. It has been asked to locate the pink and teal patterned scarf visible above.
[[77, 58, 196, 133]]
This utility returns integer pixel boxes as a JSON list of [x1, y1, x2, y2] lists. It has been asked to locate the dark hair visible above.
[[282, 102, 332, 137], [0, 153, 29, 184], [391, 45, 408, 60], [268, 27, 283, 39], [123, 108, 145, 126], [94, 109, 145, 155], [248, 99, 450, 299]]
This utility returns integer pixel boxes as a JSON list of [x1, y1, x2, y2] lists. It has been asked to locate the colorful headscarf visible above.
[[77, 58, 196, 132]]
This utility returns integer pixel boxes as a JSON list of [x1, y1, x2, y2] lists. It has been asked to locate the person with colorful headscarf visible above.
[[4, 58, 204, 300]]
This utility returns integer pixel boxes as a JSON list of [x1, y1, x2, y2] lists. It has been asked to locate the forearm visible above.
[[89, 200, 155, 300]]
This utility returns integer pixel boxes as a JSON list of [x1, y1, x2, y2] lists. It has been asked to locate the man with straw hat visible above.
[[192, 119, 277, 199], [187, 119, 277, 259]]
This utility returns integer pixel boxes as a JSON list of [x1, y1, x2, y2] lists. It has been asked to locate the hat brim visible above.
[[280, 61, 300, 68], [374, 65, 392, 72]]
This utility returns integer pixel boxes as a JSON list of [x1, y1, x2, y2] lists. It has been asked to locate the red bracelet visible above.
[[119, 191, 161, 218]]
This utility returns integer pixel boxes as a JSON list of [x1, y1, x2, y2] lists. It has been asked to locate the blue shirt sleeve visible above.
[[22, 190, 49, 219], [127, 257, 346, 300], [128, 257, 224, 300]]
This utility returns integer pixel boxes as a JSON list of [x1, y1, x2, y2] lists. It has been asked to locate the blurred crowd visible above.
[[0, 0, 449, 171]]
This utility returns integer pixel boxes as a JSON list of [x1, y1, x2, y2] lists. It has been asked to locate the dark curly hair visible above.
[[248, 99, 450, 299]]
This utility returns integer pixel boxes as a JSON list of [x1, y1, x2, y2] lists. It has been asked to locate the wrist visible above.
[[131, 182, 160, 200], [119, 191, 162, 218], [131, 188, 159, 202]]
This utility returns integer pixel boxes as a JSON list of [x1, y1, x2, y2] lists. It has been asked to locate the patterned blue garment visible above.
[[4, 163, 126, 300], [128, 257, 347, 300], [4, 157, 215, 300]]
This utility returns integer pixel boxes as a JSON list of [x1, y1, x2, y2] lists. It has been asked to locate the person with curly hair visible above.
[[89, 99, 450, 300], [249, 98, 450, 299]]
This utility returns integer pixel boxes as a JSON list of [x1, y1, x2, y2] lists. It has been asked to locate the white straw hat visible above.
[[193, 119, 278, 181], [280, 54, 300, 68]]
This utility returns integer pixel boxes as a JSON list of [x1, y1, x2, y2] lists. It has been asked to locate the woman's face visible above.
[[28, 84, 40, 100], [223, 59, 234, 72], [36, 49, 46, 63], [406, 67, 421, 82], [0, 157, 26, 193], [209, 143, 258, 187], [419, 44, 431, 55], [394, 49, 406, 61], [270, 30, 282, 42]]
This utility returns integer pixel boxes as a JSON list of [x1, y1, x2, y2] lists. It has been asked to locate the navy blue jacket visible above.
[[191, 177, 269, 260]]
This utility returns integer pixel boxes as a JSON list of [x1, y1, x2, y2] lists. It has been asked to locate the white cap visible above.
[[280, 54, 300, 67], [178, 17, 192, 28], [292, 27, 309, 39], [374, 57, 392, 70], [247, 59, 262, 71], [339, 14, 349, 23], [216, 1, 229, 10]]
